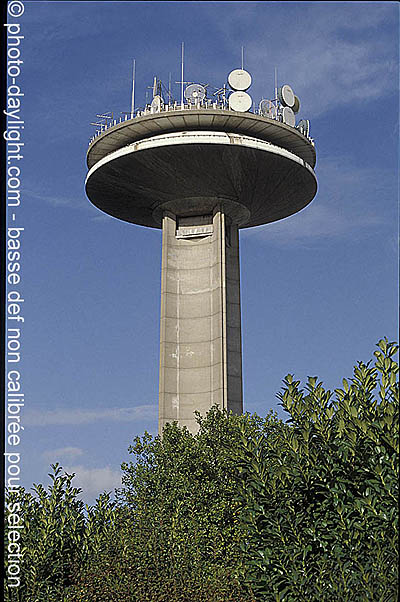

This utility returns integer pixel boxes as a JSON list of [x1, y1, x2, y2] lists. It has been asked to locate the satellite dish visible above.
[[229, 91, 252, 112], [259, 99, 276, 118], [292, 95, 300, 114], [228, 69, 252, 91], [297, 119, 310, 137], [151, 95, 163, 112], [281, 106, 296, 127], [278, 84, 295, 108], [184, 83, 206, 104]]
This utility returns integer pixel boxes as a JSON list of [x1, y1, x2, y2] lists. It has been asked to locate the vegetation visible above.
[[4, 339, 398, 601], [236, 337, 398, 601], [4, 467, 118, 601]]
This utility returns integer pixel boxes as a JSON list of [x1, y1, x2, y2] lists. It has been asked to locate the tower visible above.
[[85, 67, 317, 434]]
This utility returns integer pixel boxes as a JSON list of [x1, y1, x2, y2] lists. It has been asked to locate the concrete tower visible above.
[[85, 69, 317, 434]]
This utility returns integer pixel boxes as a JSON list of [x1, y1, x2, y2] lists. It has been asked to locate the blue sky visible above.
[[5, 1, 398, 503]]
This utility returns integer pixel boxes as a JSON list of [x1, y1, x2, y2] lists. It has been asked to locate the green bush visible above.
[[68, 409, 257, 601], [236, 338, 398, 601], [4, 465, 118, 602], [4, 339, 398, 601]]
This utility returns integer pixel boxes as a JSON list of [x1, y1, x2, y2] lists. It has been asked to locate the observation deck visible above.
[[85, 106, 317, 230]]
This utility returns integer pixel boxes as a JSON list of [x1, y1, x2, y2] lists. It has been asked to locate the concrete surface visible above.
[[85, 130, 317, 229], [159, 208, 242, 434], [87, 109, 316, 170]]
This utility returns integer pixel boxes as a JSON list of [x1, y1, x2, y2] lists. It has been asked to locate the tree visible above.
[[235, 338, 399, 601], [4, 339, 398, 602], [70, 410, 258, 601], [4, 464, 118, 602]]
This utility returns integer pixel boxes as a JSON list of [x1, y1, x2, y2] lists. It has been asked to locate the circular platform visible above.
[[85, 127, 317, 229], [87, 109, 316, 170]]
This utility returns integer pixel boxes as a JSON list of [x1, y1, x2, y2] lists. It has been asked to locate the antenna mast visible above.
[[131, 59, 136, 119], [181, 42, 184, 108], [241, 46, 244, 70]]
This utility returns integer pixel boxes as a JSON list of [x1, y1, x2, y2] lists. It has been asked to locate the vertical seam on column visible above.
[[209, 234, 213, 406], [220, 210, 228, 411], [176, 229, 180, 421], [236, 227, 243, 405], [159, 215, 167, 434]]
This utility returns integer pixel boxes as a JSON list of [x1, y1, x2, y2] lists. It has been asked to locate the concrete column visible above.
[[158, 207, 243, 434]]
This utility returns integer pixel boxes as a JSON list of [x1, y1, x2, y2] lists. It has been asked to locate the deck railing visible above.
[[89, 100, 313, 145]]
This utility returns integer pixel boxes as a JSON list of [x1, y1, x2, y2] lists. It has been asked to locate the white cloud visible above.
[[247, 202, 381, 246], [63, 465, 122, 498], [25, 3, 397, 126], [91, 213, 112, 222], [208, 3, 397, 116], [25, 189, 84, 209], [243, 157, 396, 246], [24, 404, 157, 426], [42, 446, 84, 461], [272, 37, 397, 117], [309, 3, 393, 32]]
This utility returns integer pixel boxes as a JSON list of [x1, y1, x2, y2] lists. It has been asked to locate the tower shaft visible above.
[[158, 207, 243, 434]]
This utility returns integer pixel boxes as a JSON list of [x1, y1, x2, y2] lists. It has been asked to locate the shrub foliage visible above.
[[4, 339, 398, 601], [236, 337, 398, 601]]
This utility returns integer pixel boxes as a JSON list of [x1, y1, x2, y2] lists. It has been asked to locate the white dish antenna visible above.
[[292, 95, 300, 114], [184, 83, 206, 104], [229, 91, 252, 112], [228, 69, 252, 91], [297, 119, 310, 137], [259, 99, 276, 118], [281, 106, 296, 127], [151, 95, 163, 113], [278, 84, 295, 108]]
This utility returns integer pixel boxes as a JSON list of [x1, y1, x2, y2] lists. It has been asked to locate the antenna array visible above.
[[89, 53, 312, 143]]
